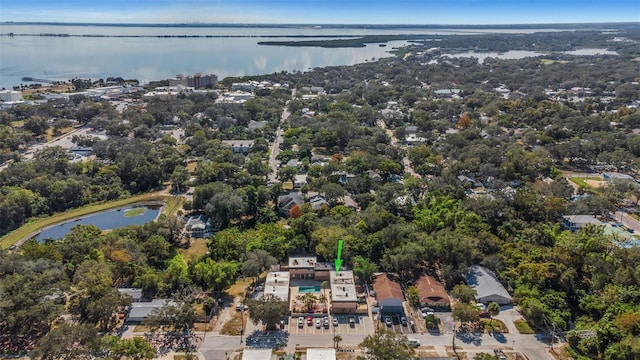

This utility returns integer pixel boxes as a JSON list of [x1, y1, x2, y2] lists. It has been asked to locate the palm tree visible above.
[[297, 293, 318, 312], [333, 334, 342, 349], [318, 293, 328, 313], [487, 302, 500, 331]]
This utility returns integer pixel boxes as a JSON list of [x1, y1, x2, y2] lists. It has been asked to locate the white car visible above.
[[421, 311, 434, 319], [408, 338, 421, 347], [315, 318, 322, 329]]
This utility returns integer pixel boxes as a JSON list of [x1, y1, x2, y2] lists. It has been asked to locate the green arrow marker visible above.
[[334, 239, 344, 275]]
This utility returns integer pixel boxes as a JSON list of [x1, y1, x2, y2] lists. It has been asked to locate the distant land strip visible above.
[[0, 33, 353, 38], [258, 35, 432, 47], [0, 33, 434, 47], [2, 21, 637, 29]]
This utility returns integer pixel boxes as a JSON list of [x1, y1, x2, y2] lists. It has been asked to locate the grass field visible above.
[[124, 207, 147, 217], [0, 192, 169, 250], [482, 318, 509, 333], [514, 319, 535, 334], [164, 195, 185, 216], [568, 176, 602, 189]]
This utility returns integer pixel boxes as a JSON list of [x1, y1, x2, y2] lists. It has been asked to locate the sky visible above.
[[1, 0, 639, 25]]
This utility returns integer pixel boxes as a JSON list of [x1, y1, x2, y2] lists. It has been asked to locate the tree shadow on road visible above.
[[456, 331, 482, 346], [493, 331, 508, 343]]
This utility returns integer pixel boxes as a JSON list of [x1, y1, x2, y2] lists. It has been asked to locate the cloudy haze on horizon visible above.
[[1, 0, 639, 25]]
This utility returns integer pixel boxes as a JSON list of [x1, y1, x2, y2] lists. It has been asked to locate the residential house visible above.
[[372, 273, 404, 313], [434, 89, 462, 99], [464, 265, 512, 305], [416, 275, 450, 308], [287, 256, 317, 279], [277, 192, 304, 217], [330, 270, 358, 314], [309, 194, 328, 211], [603, 172, 634, 181], [457, 175, 483, 188], [248, 120, 267, 130], [126, 299, 172, 324], [263, 271, 290, 302], [117, 288, 143, 302], [562, 215, 604, 231], [294, 174, 308, 188], [185, 214, 212, 238], [367, 170, 383, 184], [222, 140, 254, 154]]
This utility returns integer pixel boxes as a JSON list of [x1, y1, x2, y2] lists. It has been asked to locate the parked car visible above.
[[298, 317, 304, 328], [333, 317, 339, 327], [400, 316, 408, 326], [235, 303, 248, 311], [421, 307, 434, 313], [384, 316, 392, 327], [349, 317, 355, 327], [315, 318, 322, 329], [408, 338, 421, 347], [307, 315, 313, 326], [323, 317, 330, 329], [421, 311, 434, 319]]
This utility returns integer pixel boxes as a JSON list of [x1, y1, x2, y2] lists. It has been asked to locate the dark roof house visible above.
[[278, 192, 304, 217]]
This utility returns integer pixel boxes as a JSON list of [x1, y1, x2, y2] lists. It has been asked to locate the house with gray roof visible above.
[[126, 299, 172, 324], [277, 192, 304, 217], [562, 215, 604, 231], [465, 265, 512, 305]]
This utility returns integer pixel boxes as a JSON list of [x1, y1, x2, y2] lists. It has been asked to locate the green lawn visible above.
[[0, 192, 168, 250], [124, 207, 147, 217], [568, 177, 601, 189], [481, 318, 508, 333], [514, 319, 535, 334]]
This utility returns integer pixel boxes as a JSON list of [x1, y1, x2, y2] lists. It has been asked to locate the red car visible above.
[[307, 315, 313, 326]]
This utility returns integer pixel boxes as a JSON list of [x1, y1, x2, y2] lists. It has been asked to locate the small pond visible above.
[[36, 205, 160, 241]]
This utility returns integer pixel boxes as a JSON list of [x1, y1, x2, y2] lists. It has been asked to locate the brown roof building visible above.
[[372, 273, 404, 313], [416, 274, 450, 307]]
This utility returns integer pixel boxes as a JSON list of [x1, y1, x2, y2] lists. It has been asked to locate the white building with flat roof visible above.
[[288, 256, 317, 279], [242, 349, 273, 360], [330, 270, 358, 313], [307, 348, 336, 360], [0, 90, 23, 102], [264, 271, 290, 302]]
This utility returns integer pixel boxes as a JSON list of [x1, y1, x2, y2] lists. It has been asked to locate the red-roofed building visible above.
[[416, 274, 450, 308], [372, 273, 404, 313]]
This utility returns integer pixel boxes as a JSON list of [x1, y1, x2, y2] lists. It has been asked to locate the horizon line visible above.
[[2, 21, 639, 27]]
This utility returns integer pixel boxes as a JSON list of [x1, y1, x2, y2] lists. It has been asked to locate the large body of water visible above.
[[0, 24, 567, 88], [36, 205, 160, 241]]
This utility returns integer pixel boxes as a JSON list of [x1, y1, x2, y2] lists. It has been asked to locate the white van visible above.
[[408, 338, 421, 347]]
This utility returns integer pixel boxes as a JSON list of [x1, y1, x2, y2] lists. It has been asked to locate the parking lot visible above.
[[288, 314, 373, 335], [376, 313, 415, 335]]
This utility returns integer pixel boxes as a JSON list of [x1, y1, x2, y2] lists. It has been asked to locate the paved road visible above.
[[376, 119, 418, 177], [268, 90, 294, 183], [615, 211, 640, 233]]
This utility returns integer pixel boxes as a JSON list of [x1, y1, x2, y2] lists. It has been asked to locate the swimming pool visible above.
[[299, 286, 321, 293]]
